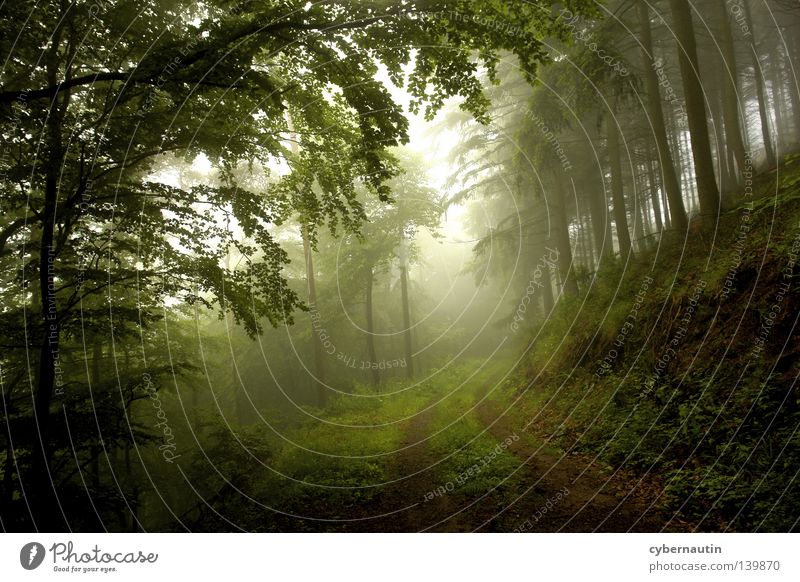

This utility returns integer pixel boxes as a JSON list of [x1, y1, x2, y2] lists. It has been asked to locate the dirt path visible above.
[[473, 385, 676, 532], [364, 406, 476, 532], [284, 366, 684, 532], [360, 379, 681, 532]]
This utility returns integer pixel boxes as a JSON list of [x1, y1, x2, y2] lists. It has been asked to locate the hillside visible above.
[[494, 153, 800, 531]]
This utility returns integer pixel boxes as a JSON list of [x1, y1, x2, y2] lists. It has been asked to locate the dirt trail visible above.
[[473, 386, 675, 532], [312, 368, 684, 532], [361, 381, 679, 532], [366, 406, 475, 532]]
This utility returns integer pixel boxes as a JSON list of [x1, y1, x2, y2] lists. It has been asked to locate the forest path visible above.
[[305, 360, 682, 532], [372, 404, 473, 532], [472, 381, 672, 532], [367, 359, 679, 532]]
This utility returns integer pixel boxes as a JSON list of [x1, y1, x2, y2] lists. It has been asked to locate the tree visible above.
[[607, 116, 634, 258], [334, 151, 441, 386], [668, 0, 721, 229], [637, 2, 688, 232], [0, 0, 596, 530], [741, 0, 777, 167]]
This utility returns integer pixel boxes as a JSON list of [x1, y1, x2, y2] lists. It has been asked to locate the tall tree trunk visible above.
[[789, 29, 800, 138], [579, 213, 593, 270], [635, 167, 652, 250], [607, 118, 634, 258], [742, 1, 776, 168], [541, 261, 555, 315], [398, 248, 414, 380], [302, 231, 327, 407], [90, 338, 102, 490], [588, 181, 612, 267], [647, 153, 664, 232], [771, 56, 786, 155], [715, 0, 748, 188], [365, 266, 380, 388], [669, 0, 721, 229], [551, 170, 579, 297], [28, 35, 71, 529], [709, 64, 732, 194], [638, 2, 688, 230]]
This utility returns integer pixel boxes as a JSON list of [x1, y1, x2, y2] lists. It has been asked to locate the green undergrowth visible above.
[[513, 153, 800, 531], [423, 360, 524, 501], [183, 359, 528, 530]]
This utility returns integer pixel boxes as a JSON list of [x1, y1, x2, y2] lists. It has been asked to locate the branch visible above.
[[0, 9, 414, 104]]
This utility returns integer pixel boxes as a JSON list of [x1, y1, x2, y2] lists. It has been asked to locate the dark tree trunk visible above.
[[638, 2, 688, 230], [365, 266, 380, 388], [607, 118, 634, 258], [771, 55, 786, 155], [302, 231, 327, 407], [551, 170, 579, 297], [91, 338, 102, 490], [541, 261, 554, 315], [647, 153, 664, 232], [709, 64, 731, 193], [742, 1, 776, 168], [27, 38, 71, 528], [790, 29, 800, 138], [399, 258, 414, 380], [669, 0, 721, 229], [715, 0, 748, 188]]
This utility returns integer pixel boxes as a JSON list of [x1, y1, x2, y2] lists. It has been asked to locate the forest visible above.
[[1, 0, 799, 533]]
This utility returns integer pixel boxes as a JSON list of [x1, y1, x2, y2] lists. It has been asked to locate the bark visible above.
[[742, 1, 776, 167], [669, 0, 721, 229], [771, 55, 786, 155], [365, 266, 380, 388], [715, 0, 748, 187], [302, 231, 327, 407], [551, 170, 579, 297], [647, 154, 664, 232], [399, 258, 414, 380], [541, 261, 555, 315], [635, 167, 651, 250], [607, 118, 634, 258], [26, 20, 72, 529], [790, 29, 800, 137], [91, 338, 102, 490], [588, 181, 612, 266], [709, 64, 732, 193], [638, 2, 688, 230]]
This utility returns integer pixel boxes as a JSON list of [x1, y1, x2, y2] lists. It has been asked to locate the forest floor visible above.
[[255, 359, 688, 532], [353, 360, 683, 532]]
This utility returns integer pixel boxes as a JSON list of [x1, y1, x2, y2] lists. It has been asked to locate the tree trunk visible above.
[[587, 180, 612, 267], [669, 0, 721, 229], [790, 29, 800, 138], [365, 266, 380, 388], [551, 170, 579, 297], [647, 153, 664, 232], [709, 64, 731, 193], [607, 118, 634, 258], [715, 0, 748, 188], [398, 254, 414, 380], [91, 338, 102, 490], [302, 231, 327, 406], [742, 1, 776, 168], [638, 2, 688, 230], [28, 47, 70, 529], [541, 261, 555, 315], [771, 55, 786, 155]]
